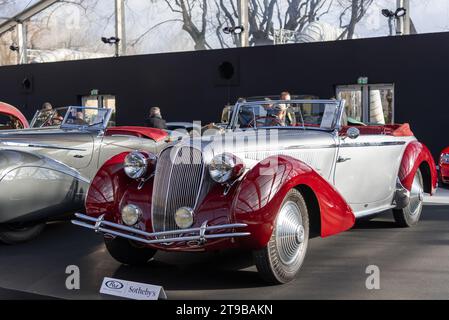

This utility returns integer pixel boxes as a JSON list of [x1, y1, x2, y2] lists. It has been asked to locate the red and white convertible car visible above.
[[73, 99, 437, 284]]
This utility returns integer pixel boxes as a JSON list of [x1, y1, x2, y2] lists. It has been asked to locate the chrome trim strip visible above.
[[0, 141, 87, 151], [340, 141, 406, 148], [354, 205, 396, 218], [286, 144, 337, 150], [72, 213, 250, 245]]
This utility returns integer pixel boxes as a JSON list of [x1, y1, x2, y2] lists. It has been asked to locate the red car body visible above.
[[439, 147, 449, 184], [0, 102, 29, 129], [81, 140, 436, 252], [84, 152, 356, 252]]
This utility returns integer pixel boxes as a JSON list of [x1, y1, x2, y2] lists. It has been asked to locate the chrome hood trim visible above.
[[173, 129, 336, 164], [0, 141, 87, 151]]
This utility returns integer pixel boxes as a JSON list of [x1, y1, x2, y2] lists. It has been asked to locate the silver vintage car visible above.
[[0, 106, 182, 244]]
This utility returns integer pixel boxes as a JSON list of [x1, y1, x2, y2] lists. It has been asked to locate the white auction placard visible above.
[[100, 277, 167, 300]]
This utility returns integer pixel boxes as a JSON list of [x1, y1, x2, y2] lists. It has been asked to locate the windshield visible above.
[[233, 100, 341, 130], [61, 106, 111, 129], [30, 107, 69, 128]]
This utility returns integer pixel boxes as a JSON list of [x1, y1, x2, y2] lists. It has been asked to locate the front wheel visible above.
[[104, 237, 157, 265], [393, 169, 424, 227], [0, 222, 46, 244], [253, 189, 309, 284]]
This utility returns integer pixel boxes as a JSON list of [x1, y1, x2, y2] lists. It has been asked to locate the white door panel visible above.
[[242, 147, 337, 181], [334, 136, 408, 207]]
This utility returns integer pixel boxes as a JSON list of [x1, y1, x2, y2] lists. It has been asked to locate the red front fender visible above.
[[85, 152, 132, 217], [398, 141, 437, 195], [232, 155, 355, 248]]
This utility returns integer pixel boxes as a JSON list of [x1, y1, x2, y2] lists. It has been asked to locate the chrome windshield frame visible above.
[[29, 106, 70, 128], [60, 106, 112, 131], [228, 99, 345, 132]]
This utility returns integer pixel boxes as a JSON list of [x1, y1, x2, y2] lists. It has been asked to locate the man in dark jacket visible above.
[[145, 107, 167, 129]]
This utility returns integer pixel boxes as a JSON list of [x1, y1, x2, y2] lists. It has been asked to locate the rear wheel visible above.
[[393, 169, 424, 227], [253, 189, 309, 284], [0, 222, 46, 244], [104, 237, 157, 265]]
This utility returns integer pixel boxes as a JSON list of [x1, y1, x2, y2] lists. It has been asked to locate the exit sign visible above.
[[90, 89, 99, 95], [357, 77, 368, 85]]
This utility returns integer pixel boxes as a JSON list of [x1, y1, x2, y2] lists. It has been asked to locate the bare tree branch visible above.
[[337, 0, 374, 40]]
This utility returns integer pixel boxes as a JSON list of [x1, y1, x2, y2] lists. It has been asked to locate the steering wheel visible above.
[[248, 116, 283, 128]]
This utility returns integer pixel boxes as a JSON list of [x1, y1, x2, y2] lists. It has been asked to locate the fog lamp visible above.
[[121, 204, 142, 226], [175, 207, 194, 229]]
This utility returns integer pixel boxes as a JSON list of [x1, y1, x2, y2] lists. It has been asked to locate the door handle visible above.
[[73, 154, 84, 158], [337, 156, 351, 163]]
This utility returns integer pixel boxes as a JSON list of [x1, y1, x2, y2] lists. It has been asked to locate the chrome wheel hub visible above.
[[275, 201, 305, 265], [295, 225, 305, 244], [409, 172, 424, 216]]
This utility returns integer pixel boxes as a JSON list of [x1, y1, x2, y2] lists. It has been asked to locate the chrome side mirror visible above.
[[221, 105, 232, 124], [346, 127, 360, 139]]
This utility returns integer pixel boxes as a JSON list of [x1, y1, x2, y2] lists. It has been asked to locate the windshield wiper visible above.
[[87, 121, 104, 127]]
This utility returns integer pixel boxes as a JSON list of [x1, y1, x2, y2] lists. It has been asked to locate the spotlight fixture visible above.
[[381, 9, 395, 18], [101, 36, 120, 45], [382, 7, 407, 36], [395, 7, 406, 18], [9, 44, 19, 51], [222, 26, 244, 35], [382, 7, 406, 18]]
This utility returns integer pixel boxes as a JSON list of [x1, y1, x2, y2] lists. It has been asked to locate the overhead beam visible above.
[[0, 0, 60, 36]]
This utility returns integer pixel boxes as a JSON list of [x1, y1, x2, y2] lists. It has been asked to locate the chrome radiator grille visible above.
[[151, 146, 205, 234]]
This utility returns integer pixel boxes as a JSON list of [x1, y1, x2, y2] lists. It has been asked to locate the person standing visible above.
[[145, 107, 167, 129], [280, 91, 296, 126]]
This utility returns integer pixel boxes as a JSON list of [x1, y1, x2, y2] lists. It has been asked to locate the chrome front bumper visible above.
[[72, 213, 250, 245]]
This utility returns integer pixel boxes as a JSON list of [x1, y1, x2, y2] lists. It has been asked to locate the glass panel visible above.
[[235, 102, 338, 129], [369, 87, 394, 125], [62, 107, 109, 129], [81, 96, 99, 108], [30, 107, 69, 128], [337, 89, 363, 125], [101, 95, 116, 126]]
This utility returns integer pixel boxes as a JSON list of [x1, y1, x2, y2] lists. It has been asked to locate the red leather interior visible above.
[[339, 123, 414, 137]]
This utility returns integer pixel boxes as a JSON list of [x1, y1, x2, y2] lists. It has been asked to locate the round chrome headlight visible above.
[[124, 151, 149, 179], [175, 207, 194, 229], [209, 153, 244, 184], [121, 204, 142, 226]]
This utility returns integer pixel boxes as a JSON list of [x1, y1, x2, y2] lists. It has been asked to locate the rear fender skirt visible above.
[[232, 155, 355, 249], [398, 141, 437, 194]]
